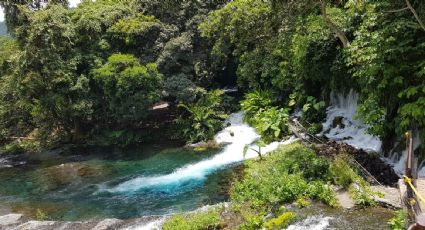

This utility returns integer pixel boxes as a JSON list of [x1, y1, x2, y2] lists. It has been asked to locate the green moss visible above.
[[295, 197, 311, 208], [162, 208, 221, 230], [264, 212, 296, 230]]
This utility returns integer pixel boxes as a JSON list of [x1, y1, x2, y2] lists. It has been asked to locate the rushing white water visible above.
[[286, 216, 333, 230], [322, 90, 382, 153], [385, 133, 423, 176], [105, 112, 298, 193]]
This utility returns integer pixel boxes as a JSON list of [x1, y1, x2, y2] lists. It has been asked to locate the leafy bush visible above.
[[329, 155, 357, 188], [93, 54, 163, 124], [162, 209, 221, 230], [388, 210, 407, 230], [330, 155, 376, 206], [176, 90, 228, 143], [241, 90, 273, 123], [231, 143, 336, 209], [251, 107, 290, 143], [164, 74, 203, 103], [300, 96, 326, 124], [264, 212, 296, 230]]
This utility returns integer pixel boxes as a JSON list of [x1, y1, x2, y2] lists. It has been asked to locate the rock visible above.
[[57, 221, 97, 230], [371, 186, 402, 209], [0, 214, 24, 227], [332, 116, 345, 129], [336, 191, 355, 209], [92, 219, 123, 230], [13, 220, 58, 230]]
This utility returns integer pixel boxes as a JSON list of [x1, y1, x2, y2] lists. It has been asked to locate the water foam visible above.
[[103, 112, 297, 193], [322, 90, 382, 152], [286, 216, 333, 230], [384, 133, 423, 176]]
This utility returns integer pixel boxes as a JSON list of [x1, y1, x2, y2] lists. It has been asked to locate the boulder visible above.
[[92, 219, 123, 230], [0, 214, 24, 227]]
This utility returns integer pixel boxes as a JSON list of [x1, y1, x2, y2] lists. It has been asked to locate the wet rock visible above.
[[332, 116, 345, 129], [314, 141, 399, 186], [57, 221, 96, 230], [92, 219, 123, 230], [0, 214, 25, 227], [13, 220, 59, 230]]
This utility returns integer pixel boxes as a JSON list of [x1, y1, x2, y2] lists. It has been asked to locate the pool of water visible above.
[[0, 144, 240, 221]]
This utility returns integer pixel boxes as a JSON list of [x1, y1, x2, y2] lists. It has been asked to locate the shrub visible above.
[[330, 155, 376, 206], [300, 96, 326, 124], [264, 212, 296, 230], [329, 155, 356, 188], [231, 143, 336, 209], [162, 209, 221, 230], [388, 210, 407, 230], [251, 107, 290, 143], [241, 90, 273, 123], [176, 90, 228, 143]]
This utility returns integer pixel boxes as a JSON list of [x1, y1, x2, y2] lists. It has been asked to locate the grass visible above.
[[231, 142, 337, 210], [330, 154, 377, 206], [162, 208, 222, 230]]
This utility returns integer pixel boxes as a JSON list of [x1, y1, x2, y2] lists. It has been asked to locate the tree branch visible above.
[[386, 7, 409, 13], [319, 0, 350, 48], [405, 0, 425, 32]]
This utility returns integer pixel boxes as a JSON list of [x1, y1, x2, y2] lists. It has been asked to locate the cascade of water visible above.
[[286, 216, 333, 230], [322, 89, 382, 152], [385, 132, 423, 176], [322, 90, 425, 176], [102, 112, 298, 194]]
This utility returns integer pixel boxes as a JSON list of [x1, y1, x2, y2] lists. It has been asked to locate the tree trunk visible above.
[[405, 0, 425, 32], [319, 0, 350, 48]]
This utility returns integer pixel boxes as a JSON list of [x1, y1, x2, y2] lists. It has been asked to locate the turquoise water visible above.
[[0, 145, 239, 220]]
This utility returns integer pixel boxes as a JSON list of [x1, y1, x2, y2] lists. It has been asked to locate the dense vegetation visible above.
[[162, 143, 380, 229], [0, 0, 424, 151], [0, 0, 414, 228]]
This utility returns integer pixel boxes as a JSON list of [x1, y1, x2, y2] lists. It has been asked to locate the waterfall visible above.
[[384, 132, 423, 176], [321, 89, 382, 153], [286, 216, 333, 230], [102, 112, 297, 194], [322, 90, 425, 176]]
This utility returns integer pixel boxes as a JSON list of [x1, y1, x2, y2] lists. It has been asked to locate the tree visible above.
[[0, 0, 68, 33], [93, 54, 162, 126]]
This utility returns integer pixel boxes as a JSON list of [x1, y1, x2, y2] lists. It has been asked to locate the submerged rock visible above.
[[38, 162, 108, 190]]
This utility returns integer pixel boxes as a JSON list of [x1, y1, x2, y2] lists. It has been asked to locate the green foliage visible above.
[[35, 208, 49, 221], [231, 143, 336, 210], [251, 107, 290, 143], [176, 90, 228, 143], [93, 53, 162, 124], [388, 210, 408, 230], [241, 90, 273, 123], [295, 197, 311, 208], [162, 208, 221, 230], [330, 155, 376, 206], [330, 155, 357, 189], [164, 74, 202, 103], [264, 212, 296, 230], [241, 90, 290, 142], [301, 96, 326, 124]]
